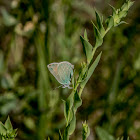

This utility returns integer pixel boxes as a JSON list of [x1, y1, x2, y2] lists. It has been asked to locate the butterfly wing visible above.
[[47, 61, 74, 87], [57, 62, 74, 85], [47, 63, 61, 83]]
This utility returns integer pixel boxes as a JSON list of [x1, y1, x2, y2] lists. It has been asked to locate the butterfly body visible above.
[[47, 61, 74, 89]]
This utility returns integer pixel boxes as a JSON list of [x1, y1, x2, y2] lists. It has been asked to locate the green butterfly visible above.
[[47, 61, 74, 89]]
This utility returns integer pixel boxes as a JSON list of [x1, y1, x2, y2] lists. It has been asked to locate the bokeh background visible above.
[[0, 0, 140, 139]]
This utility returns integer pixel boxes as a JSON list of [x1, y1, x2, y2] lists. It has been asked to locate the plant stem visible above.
[[61, 1, 134, 139]]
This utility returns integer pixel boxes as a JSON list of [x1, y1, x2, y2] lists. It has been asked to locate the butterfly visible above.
[[47, 61, 74, 89]]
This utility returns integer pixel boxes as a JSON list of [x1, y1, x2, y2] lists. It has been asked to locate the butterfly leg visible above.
[[62, 85, 73, 89], [67, 85, 73, 89], [62, 85, 66, 88]]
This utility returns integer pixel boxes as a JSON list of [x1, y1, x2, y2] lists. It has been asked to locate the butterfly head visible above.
[[47, 63, 57, 72]]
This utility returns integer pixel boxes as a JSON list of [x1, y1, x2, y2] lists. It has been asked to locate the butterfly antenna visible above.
[[53, 85, 63, 90]]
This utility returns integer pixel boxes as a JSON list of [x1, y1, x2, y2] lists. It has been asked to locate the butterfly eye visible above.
[[48, 64, 52, 67], [47, 65, 52, 69]]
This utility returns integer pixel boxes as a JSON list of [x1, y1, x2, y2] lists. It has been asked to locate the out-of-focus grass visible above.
[[0, 0, 139, 140]]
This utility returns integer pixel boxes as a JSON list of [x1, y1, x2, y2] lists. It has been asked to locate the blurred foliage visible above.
[[0, 0, 139, 140]]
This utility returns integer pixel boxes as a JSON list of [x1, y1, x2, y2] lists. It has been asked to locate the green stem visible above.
[[92, 46, 98, 58], [78, 86, 84, 97], [74, 82, 79, 91]]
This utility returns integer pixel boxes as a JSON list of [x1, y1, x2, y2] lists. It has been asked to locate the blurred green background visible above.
[[0, 0, 140, 139]]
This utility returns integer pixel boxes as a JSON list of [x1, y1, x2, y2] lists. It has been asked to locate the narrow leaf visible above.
[[5, 116, 13, 130], [109, 4, 116, 15], [84, 29, 88, 41], [95, 10, 105, 37], [81, 52, 102, 87], [0, 122, 7, 135], [63, 93, 74, 124], [115, 21, 128, 27], [92, 22, 103, 48], [74, 90, 82, 112], [63, 100, 69, 124], [10, 129, 18, 138], [128, 1, 135, 9], [106, 16, 114, 30], [80, 36, 93, 64], [68, 109, 76, 135]]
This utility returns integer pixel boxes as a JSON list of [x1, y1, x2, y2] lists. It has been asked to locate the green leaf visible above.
[[67, 109, 76, 135], [106, 16, 114, 30], [5, 116, 13, 131], [10, 129, 18, 138], [0, 122, 7, 135], [63, 93, 74, 124], [74, 90, 82, 112], [95, 10, 105, 37], [63, 92, 79, 137], [127, 1, 135, 9], [77, 62, 88, 83], [115, 21, 128, 26], [92, 22, 103, 48], [81, 52, 102, 87], [63, 100, 69, 124], [118, 11, 127, 18], [121, 0, 134, 11], [96, 126, 115, 140], [84, 30, 88, 41], [80, 36, 93, 64], [109, 4, 116, 16], [63, 109, 76, 138]]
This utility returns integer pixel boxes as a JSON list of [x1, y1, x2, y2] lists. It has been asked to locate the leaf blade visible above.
[[5, 116, 13, 130], [80, 36, 93, 64], [81, 52, 102, 87]]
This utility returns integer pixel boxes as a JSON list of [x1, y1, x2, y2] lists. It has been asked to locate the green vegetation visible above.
[[0, 0, 139, 140], [0, 117, 17, 140], [58, 1, 134, 139]]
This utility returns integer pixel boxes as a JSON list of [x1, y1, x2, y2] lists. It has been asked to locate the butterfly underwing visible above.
[[47, 61, 74, 89]]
